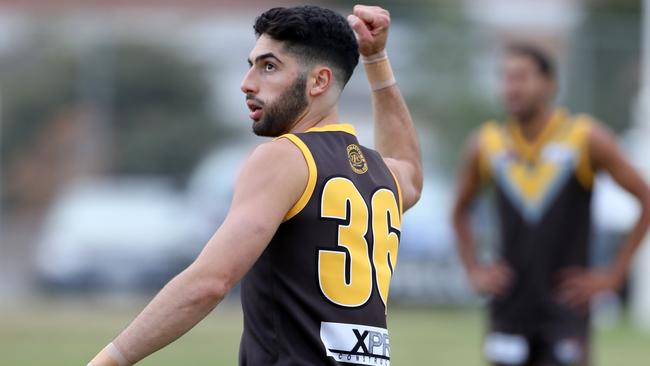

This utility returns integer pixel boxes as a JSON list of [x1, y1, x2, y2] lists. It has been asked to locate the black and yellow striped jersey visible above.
[[239, 124, 403, 366], [477, 108, 595, 333]]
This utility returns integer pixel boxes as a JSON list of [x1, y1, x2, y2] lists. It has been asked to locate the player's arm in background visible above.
[[87, 138, 308, 366], [347, 5, 423, 211], [451, 133, 512, 297], [558, 122, 650, 309]]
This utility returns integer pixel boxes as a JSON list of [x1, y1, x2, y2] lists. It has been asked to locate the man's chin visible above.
[[506, 107, 532, 122], [252, 120, 284, 138]]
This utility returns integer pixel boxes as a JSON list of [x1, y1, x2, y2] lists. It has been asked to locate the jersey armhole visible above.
[[388, 168, 404, 217], [573, 116, 595, 190], [477, 144, 492, 184], [477, 122, 498, 184], [275, 134, 318, 222]]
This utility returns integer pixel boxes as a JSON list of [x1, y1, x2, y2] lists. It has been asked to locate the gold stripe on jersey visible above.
[[277, 124, 357, 222], [278, 134, 318, 222], [478, 121, 506, 183], [306, 123, 357, 135], [568, 115, 595, 189], [388, 168, 404, 217]]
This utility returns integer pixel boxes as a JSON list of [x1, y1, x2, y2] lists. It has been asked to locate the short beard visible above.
[[251, 73, 309, 137], [511, 100, 547, 124], [514, 108, 537, 124]]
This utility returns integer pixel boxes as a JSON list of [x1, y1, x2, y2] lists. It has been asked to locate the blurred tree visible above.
[[413, 25, 496, 151], [107, 41, 223, 180], [0, 33, 228, 211], [588, 0, 640, 13], [396, 4, 496, 169], [565, 0, 641, 131], [0, 38, 79, 210], [0, 42, 76, 171]]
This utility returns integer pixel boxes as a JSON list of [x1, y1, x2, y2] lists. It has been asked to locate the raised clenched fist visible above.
[[347, 5, 391, 57]]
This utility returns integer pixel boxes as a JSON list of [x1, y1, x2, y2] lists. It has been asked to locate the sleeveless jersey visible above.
[[477, 109, 595, 332], [239, 124, 403, 366]]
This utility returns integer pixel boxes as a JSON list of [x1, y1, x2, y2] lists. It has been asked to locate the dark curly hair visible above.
[[254, 5, 359, 88], [506, 43, 555, 80]]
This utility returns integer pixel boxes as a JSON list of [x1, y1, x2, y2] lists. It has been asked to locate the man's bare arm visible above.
[[451, 133, 512, 296], [592, 124, 650, 281], [558, 123, 650, 308], [452, 134, 482, 272], [88, 139, 308, 365], [348, 5, 422, 211]]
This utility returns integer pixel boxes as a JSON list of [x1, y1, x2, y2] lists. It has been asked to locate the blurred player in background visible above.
[[88, 4, 422, 366], [452, 44, 650, 366]]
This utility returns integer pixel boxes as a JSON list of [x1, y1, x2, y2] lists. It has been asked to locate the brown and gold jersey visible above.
[[477, 108, 595, 331], [239, 124, 403, 366]]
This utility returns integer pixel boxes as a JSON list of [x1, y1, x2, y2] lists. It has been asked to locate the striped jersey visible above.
[[477, 108, 594, 332]]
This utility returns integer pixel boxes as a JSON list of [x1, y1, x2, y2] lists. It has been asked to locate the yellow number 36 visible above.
[[318, 177, 401, 308]]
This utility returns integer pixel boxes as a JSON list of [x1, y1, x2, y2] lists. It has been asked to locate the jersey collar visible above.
[[508, 108, 567, 160], [305, 123, 357, 136]]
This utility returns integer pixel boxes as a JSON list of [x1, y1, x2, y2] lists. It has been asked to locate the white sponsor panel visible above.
[[320, 322, 390, 366], [484, 332, 529, 365], [554, 338, 583, 364]]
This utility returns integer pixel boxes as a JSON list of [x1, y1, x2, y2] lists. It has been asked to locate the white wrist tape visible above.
[[107, 343, 131, 366], [361, 50, 388, 64], [89, 342, 132, 366], [362, 51, 396, 91], [369, 78, 397, 91]]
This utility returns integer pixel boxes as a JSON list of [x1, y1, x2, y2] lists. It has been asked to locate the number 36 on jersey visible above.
[[317, 176, 401, 308]]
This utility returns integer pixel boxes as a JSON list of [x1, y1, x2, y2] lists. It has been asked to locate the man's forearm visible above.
[[89, 268, 225, 365], [453, 209, 480, 272], [363, 52, 421, 169], [610, 197, 650, 284]]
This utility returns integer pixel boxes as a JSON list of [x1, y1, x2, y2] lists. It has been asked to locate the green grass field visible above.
[[1, 298, 649, 365]]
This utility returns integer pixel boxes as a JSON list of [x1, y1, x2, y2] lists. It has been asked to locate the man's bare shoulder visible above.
[[242, 137, 307, 174], [233, 136, 309, 205]]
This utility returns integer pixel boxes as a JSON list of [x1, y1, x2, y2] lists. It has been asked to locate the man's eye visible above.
[[265, 63, 276, 72]]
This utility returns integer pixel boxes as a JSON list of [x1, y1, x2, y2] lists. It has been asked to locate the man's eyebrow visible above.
[[248, 52, 283, 66]]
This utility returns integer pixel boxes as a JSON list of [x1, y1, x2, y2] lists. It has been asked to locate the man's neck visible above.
[[516, 106, 553, 142], [289, 106, 340, 133]]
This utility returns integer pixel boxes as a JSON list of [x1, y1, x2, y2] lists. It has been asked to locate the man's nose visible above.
[[241, 69, 258, 94]]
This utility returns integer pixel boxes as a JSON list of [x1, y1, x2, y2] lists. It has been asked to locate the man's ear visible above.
[[308, 66, 334, 97]]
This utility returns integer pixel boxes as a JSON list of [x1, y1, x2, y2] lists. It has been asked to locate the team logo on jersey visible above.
[[347, 144, 368, 174], [320, 322, 390, 365]]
